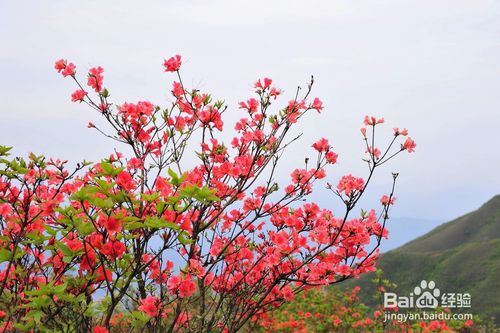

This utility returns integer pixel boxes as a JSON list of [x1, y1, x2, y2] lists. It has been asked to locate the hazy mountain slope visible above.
[[379, 217, 442, 252], [398, 195, 500, 253], [344, 195, 500, 324]]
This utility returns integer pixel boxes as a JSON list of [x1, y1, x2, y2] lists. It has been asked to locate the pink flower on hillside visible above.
[[380, 195, 396, 206], [93, 326, 108, 333], [337, 174, 364, 196], [312, 97, 323, 112], [312, 138, 329, 152], [0, 203, 12, 216], [103, 216, 122, 235], [164, 55, 182, 72], [239, 98, 259, 113], [116, 171, 136, 191], [71, 89, 87, 102], [255, 77, 272, 90], [326, 151, 338, 164], [172, 81, 184, 97], [62, 63, 76, 77], [179, 278, 196, 298], [393, 127, 408, 136], [366, 146, 381, 160], [138, 296, 160, 317], [363, 115, 384, 126], [167, 274, 197, 298], [402, 137, 416, 153], [87, 66, 104, 92], [54, 59, 66, 73]]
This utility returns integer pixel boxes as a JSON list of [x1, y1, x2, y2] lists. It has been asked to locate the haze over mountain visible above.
[[379, 217, 443, 252], [348, 195, 500, 324]]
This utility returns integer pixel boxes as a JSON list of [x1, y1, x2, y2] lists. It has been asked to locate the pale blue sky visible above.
[[1, 0, 499, 223]]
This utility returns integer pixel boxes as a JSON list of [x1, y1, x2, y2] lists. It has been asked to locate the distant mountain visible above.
[[346, 195, 500, 324], [379, 217, 443, 252]]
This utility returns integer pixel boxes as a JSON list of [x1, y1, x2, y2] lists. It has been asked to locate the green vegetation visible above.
[[346, 195, 500, 325]]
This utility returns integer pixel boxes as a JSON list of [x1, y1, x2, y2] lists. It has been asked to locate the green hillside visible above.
[[346, 195, 500, 324]]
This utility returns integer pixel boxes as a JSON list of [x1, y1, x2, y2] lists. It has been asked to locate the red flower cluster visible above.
[[403, 137, 417, 152], [55, 58, 76, 77], [337, 174, 365, 196], [71, 89, 87, 102], [88, 66, 104, 92], [163, 54, 182, 72], [138, 296, 160, 317]]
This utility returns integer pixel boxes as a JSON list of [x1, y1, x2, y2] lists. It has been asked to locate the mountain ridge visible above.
[[345, 195, 500, 324], [393, 195, 500, 253]]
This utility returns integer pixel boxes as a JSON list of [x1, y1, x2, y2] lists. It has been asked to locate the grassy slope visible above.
[[343, 195, 500, 323]]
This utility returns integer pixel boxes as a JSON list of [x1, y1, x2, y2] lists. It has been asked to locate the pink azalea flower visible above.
[[164, 55, 182, 72]]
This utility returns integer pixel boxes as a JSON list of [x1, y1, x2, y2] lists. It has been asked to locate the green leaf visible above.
[[0, 248, 12, 262], [54, 205, 77, 217], [100, 162, 114, 175], [96, 178, 113, 191], [0, 145, 13, 156], [131, 310, 150, 326], [53, 282, 68, 295], [74, 219, 95, 236], [25, 231, 47, 245], [144, 217, 179, 230], [178, 231, 193, 245], [83, 303, 96, 317], [168, 168, 180, 186], [141, 193, 159, 202], [43, 224, 58, 236], [179, 185, 197, 198], [29, 295, 51, 308], [9, 160, 28, 174], [0, 247, 22, 262], [100, 88, 110, 98], [70, 187, 90, 201], [57, 242, 74, 257], [179, 185, 220, 203], [124, 221, 144, 230], [90, 196, 114, 209], [111, 190, 129, 204], [13, 321, 35, 331], [155, 201, 166, 213], [100, 161, 124, 177]]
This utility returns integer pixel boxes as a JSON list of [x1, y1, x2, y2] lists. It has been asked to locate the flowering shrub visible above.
[[255, 268, 483, 333], [255, 275, 479, 333], [0, 55, 415, 332]]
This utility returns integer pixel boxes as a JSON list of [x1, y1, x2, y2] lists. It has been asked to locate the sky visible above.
[[1, 0, 499, 225]]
